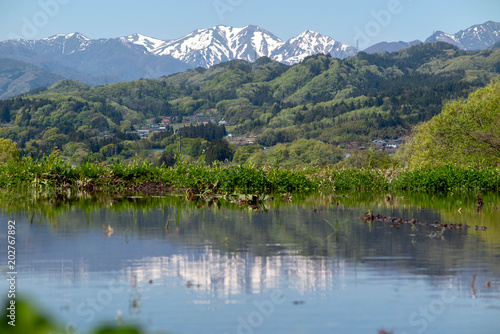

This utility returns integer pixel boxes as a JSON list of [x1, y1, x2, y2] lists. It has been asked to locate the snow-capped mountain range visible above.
[[272, 30, 356, 64], [127, 25, 357, 68], [149, 25, 287, 67], [0, 21, 499, 89], [425, 21, 500, 50], [0, 25, 358, 85]]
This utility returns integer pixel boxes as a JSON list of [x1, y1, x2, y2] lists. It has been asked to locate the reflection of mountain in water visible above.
[[11, 193, 500, 298], [125, 251, 346, 296]]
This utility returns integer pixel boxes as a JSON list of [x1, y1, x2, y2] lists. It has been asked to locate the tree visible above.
[[245, 139, 343, 168], [0, 105, 10, 123], [205, 140, 233, 164], [90, 115, 109, 131], [396, 79, 500, 168], [159, 151, 176, 167], [233, 145, 264, 164], [0, 139, 19, 164]]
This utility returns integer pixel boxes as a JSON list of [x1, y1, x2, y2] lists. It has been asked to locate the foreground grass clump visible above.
[[392, 165, 500, 191], [1, 298, 142, 334], [311, 167, 391, 191]]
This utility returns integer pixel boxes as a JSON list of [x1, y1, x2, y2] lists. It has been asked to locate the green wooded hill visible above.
[[0, 58, 65, 99], [0, 42, 499, 165]]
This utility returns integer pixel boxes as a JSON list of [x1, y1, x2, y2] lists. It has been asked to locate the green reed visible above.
[[1, 152, 500, 199]]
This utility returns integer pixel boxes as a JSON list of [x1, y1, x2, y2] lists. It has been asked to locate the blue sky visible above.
[[1, 0, 499, 48]]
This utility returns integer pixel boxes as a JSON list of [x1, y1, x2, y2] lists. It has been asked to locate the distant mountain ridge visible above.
[[363, 40, 422, 54], [149, 25, 285, 68], [365, 21, 500, 54], [132, 25, 357, 67], [425, 21, 500, 50], [0, 21, 499, 97], [0, 25, 356, 88], [0, 32, 190, 85], [271, 30, 357, 64], [0, 58, 64, 99]]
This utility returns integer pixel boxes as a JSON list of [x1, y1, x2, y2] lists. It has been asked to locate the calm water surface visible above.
[[1, 192, 500, 333]]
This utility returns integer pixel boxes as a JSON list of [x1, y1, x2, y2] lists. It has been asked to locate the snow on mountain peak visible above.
[[44, 32, 90, 41], [35, 32, 93, 54], [427, 30, 462, 48], [152, 25, 357, 66], [4, 25, 357, 68], [152, 25, 284, 67], [271, 30, 356, 64], [125, 33, 168, 52], [425, 21, 500, 50]]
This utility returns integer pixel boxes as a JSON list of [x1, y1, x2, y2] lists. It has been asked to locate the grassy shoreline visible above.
[[2, 152, 500, 199]]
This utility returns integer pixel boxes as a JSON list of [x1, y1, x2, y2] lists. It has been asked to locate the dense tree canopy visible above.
[[205, 139, 233, 164], [396, 79, 500, 169], [243, 139, 343, 168], [0, 138, 19, 164]]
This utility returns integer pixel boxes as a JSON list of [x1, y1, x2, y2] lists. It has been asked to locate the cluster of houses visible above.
[[345, 138, 405, 152], [370, 138, 405, 152], [126, 117, 172, 138], [122, 113, 406, 153], [124, 115, 228, 139], [184, 114, 217, 124]]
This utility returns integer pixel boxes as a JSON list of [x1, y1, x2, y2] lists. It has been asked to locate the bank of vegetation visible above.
[[1, 148, 499, 201]]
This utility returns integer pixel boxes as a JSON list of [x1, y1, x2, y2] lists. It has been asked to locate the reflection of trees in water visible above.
[[8, 190, 499, 294]]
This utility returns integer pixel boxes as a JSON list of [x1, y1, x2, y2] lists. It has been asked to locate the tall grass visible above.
[[392, 165, 500, 191], [310, 167, 391, 191], [1, 153, 499, 197]]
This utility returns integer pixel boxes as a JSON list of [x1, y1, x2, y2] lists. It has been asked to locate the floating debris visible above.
[[471, 274, 477, 298], [102, 225, 114, 237], [186, 281, 200, 288], [476, 193, 484, 207], [361, 212, 374, 222], [360, 213, 487, 232], [378, 329, 393, 334], [186, 188, 195, 201], [115, 310, 123, 325], [235, 194, 266, 208]]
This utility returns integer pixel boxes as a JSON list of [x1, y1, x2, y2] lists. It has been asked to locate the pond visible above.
[[1, 191, 500, 333]]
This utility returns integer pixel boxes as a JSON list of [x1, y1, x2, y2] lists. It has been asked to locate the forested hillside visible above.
[[0, 42, 499, 165], [0, 58, 64, 99], [395, 78, 500, 168]]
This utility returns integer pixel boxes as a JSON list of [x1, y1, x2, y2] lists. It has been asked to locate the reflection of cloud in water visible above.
[[124, 246, 347, 296]]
